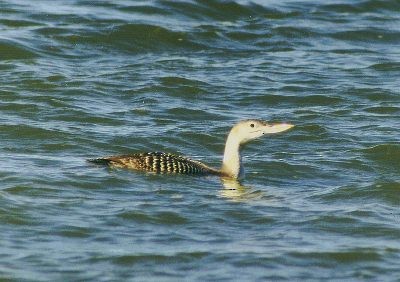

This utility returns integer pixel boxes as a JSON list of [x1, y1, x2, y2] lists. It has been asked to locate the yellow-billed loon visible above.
[[88, 120, 294, 180]]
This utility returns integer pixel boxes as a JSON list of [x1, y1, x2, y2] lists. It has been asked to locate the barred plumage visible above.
[[88, 152, 220, 175]]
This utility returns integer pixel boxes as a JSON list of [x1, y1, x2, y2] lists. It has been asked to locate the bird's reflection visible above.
[[219, 178, 264, 201]]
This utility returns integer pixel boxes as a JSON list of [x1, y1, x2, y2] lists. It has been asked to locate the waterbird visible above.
[[88, 120, 294, 180]]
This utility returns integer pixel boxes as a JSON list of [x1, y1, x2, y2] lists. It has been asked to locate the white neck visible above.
[[221, 132, 244, 179]]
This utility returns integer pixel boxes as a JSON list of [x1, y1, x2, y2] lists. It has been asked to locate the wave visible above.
[[317, 181, 400, 206], [318, 0, 400, 13], [362, 144, 400, 164], [118, 0, 278, 21], [363, 106, 400, 115], [117, 210, 189, 225], [107, 251, 210, 266], [359, 145, 399, 181], [0, 39, 37, 60]]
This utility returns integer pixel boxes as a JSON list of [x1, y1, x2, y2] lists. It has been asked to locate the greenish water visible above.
[[1, 0, 399, 280]]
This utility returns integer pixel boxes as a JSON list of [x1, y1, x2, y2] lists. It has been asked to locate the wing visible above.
[[89, 152, 220, 175]]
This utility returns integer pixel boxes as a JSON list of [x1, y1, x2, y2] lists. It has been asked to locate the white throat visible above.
[[221, 131, 244, 179]]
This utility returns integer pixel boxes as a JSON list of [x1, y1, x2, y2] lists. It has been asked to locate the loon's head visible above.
[[230, 119, 294, 145]]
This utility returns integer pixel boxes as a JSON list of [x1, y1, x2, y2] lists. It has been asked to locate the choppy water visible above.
[[1, 0, 400, 280]]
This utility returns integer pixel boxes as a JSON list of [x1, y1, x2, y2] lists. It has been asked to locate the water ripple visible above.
[[1, 0, 400, 280]]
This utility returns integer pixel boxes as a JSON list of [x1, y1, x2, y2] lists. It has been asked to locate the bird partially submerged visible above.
[[88, 120, 294, 180]]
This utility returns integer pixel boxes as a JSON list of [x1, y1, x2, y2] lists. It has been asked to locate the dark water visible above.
[[1, 0, 400, 280]]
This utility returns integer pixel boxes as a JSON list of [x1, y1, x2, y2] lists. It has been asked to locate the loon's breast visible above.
[[89, 152, 220, 175]]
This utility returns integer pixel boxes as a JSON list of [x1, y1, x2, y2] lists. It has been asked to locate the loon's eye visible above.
[[250, 123, 254, 128]]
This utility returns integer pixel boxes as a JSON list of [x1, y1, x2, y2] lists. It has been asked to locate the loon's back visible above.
[[88, 152, 220, 175]]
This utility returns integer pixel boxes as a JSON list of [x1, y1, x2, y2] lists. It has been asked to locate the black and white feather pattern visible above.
[[89, 152, 220, 175]]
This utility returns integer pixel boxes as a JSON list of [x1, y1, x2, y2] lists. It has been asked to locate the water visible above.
[[1, 0, 399, 280]]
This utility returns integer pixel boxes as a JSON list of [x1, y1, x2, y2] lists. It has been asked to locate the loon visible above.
[[88, 120, 293, 180]]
